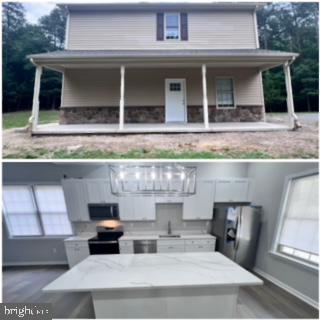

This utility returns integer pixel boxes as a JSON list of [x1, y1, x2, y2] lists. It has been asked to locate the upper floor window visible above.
[[216, 78, 235, 109], [3, 185, 73, 238], [165, 13, 180, 40], [272, 171, 319, 268]]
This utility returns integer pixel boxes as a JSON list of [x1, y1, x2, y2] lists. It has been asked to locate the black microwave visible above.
[[88, 203, 119, 221]]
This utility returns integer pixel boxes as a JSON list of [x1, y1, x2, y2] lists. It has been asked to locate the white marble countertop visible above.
[[64, 233, 96, 242], [43, 252, 263, 293], [119, 233, 216, 241]]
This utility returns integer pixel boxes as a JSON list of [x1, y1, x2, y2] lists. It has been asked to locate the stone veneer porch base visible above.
[[59, 105, 264, 124]]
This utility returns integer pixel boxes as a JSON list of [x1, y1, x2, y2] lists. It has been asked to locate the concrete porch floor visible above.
[[32, 122, 290, 135]]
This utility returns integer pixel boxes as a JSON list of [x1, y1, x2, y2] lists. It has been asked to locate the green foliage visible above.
[[2, 3, 67, 112], [257, 2, 319, 112], [4, 148, 273, 160]]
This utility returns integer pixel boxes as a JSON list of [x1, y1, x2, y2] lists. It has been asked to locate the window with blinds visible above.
[[216, 78, 235, 108], [275, 172, 319, 266], [165, 13, 180, 40], [34, 186, 73, 236], [3, 185, 73, 237], [3, 186, 42, 236]]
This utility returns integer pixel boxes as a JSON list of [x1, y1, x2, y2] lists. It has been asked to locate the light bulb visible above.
[[135, 171, 140, 179], [151, 171, 156, 180], [181, 172, 186, 180], [119, 171, 125, 180], [167, 172, 172, 180]]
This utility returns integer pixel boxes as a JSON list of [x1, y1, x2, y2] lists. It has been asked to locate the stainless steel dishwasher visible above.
[[133, 240, 157, 254]]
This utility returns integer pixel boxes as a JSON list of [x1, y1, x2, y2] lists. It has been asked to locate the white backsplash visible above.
[[73, 203, 211, 235]]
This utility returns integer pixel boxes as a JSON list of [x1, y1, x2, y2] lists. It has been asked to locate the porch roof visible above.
[[28, 49, 298, 72]]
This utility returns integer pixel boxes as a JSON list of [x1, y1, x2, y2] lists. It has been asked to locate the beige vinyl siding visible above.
[[61, 68, 263, 107], [62, 69, 120, 107], [67, 10, 256, 50]]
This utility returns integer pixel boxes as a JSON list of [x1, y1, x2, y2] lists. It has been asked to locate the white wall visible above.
[[247, 162, 319, 306]]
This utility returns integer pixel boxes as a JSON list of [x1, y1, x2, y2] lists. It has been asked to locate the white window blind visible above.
[[278, 173, 319, 260], [34, 186, 72, 236], [165, 13, 179, 39], [3, 185, 72, 237], [217, 78, 235, 107], [3, 186, 42, 236]]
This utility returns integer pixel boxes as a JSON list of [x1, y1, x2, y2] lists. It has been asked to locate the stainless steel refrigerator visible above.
[[211, 205, 262, 269]]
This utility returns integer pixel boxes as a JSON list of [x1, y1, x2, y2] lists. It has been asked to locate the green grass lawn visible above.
[[3, 110, 59, 129], [4, 148, 275, 159]]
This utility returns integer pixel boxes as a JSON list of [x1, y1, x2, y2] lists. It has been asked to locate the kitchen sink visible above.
[[159, 234, 181, 238]]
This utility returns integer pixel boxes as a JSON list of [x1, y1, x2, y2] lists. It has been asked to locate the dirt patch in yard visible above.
[[2, 114, 318, 159]]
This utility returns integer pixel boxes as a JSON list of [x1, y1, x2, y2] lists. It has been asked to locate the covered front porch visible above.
[[34, 121, 288, 135], [28, 49, 299, 135]]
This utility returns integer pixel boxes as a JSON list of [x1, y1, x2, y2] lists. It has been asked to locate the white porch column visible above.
[[30, 65, 43, 131], [119, 65, 125, 130], [283, 61, 299, 129], [202, 64, 209, 129]]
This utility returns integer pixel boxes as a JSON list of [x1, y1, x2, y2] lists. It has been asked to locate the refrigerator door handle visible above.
[[235, 208, 242, 250]]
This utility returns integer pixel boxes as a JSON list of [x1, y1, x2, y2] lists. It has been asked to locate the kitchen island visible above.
[[43, 252, 263, 318]]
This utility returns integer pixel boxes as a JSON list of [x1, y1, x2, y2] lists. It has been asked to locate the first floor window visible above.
[[3, 185, 73, 237], [165, 13, 180, 39], [273, 171, 319, 267], [216, 78, 235, 108]]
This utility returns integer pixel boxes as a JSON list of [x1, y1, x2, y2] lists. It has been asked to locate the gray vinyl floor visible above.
[[2, 265, 318, 319]]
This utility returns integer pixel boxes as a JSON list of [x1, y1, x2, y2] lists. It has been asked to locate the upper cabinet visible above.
[[86, 179, 117, 203], [183, 181, 215, 220], [62, 179, 90, 222], [119, 196, 156, 221], [62, 177, 252, 222], [215, 179, 251, 203]]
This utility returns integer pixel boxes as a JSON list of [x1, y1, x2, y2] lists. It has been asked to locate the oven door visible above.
[[88, 241, 120, 255]]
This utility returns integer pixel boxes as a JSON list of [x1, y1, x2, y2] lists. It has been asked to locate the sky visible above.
[[24, 3, 56, 23], [22, 0, 221, 24], [20, 0, 313, 24]]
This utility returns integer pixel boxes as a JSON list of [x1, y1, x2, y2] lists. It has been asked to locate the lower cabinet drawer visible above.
[[157, 244, 185, 253], [185, 239, 215, 246], [185, 244, 215, 252]]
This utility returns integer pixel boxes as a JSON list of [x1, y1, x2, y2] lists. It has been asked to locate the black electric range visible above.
[[88, 227, 123, 255]]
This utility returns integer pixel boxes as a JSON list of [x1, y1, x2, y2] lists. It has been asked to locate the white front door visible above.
[[165, 79, 186, 122]]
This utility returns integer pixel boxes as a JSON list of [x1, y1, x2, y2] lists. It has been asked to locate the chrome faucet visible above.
[[168, 221, 172, 235]]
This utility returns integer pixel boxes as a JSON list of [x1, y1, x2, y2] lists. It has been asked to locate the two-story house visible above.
[[28, 2, 299, 134]]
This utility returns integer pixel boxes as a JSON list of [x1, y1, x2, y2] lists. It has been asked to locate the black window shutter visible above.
[[157, 13, 164, 41], [180, 13, 188, 41]]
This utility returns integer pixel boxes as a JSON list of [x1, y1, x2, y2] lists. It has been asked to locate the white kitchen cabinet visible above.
[[155, 196, 184, 203], [86, 180, 118, 203], [119, 240, 134, 254], [65, 241, 90, 268], [118, 197, 135, 221], [184, 239, 216, 252], [133, 196, 156, 221], [62, 179, 90, 222], [183, 181, 215, 220], [157, 239, 185, 253], [215, 179, 251, 203], [119, 196, 156, 221]]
